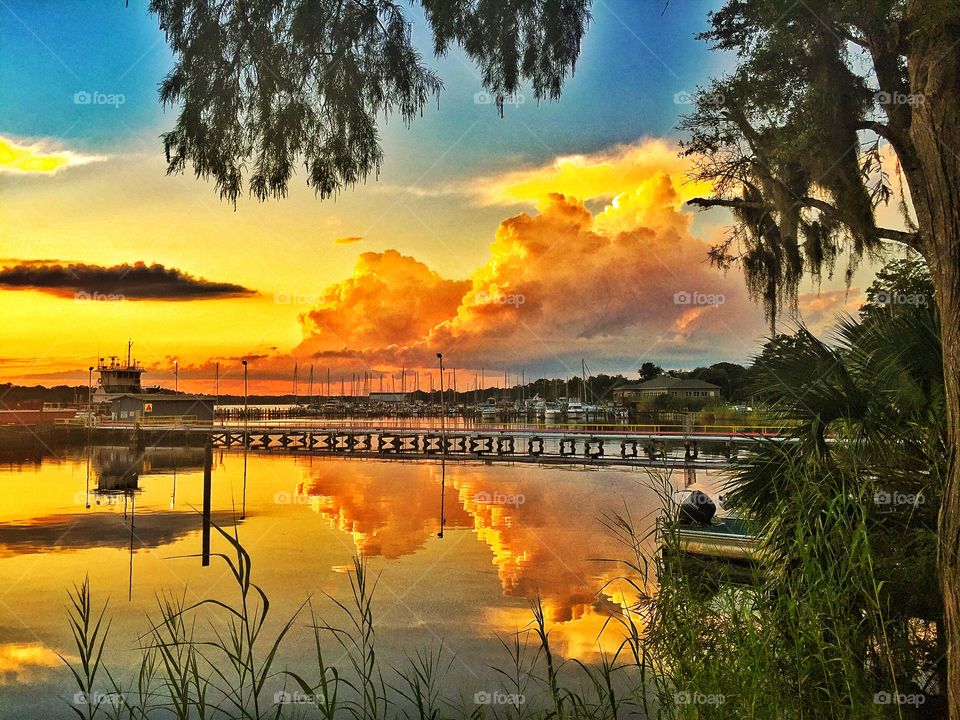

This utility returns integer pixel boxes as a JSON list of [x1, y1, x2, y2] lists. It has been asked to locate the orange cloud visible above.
[[797, 287, 862, 329], [300, 249, 470, 352], [296, 154, 766, 369], [334, 236, 364, 245]]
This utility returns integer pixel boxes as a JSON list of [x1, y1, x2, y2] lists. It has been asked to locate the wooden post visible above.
[[201, 441, 212, 567]]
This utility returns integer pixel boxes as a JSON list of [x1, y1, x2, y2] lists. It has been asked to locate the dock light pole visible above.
[[87, 366, 93, 414], [438, 354, 445, 428], [242, 360, 248, 420], [174, 360, 179, 393], [437, 352, 446, 538]]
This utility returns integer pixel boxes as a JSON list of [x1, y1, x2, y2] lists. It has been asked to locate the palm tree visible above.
[[721, 260, 947, 713]]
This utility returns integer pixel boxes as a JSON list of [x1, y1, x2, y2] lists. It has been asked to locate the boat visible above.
[[544, 401, 563, 423], [659, 488, 761, 563], [565, 398, 586, 419], [479, 398, 499, 420], [525, 395, 546, 420]]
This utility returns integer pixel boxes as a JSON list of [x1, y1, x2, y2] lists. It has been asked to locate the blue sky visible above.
[[0, 0, 727, 169]]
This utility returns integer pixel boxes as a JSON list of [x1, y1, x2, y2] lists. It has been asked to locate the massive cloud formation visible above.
[[296, 144, 768, 370], [0, 261, 255, 300]]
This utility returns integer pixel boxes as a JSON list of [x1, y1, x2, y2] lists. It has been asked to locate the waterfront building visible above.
[[613, 376, 721, 405]]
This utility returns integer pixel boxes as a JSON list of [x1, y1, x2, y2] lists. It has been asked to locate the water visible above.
[[0, 446, 722, 717]]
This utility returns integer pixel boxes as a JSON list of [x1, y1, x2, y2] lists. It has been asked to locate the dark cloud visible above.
[[0, 509, 242, 556], [0, 261, 255, 300]]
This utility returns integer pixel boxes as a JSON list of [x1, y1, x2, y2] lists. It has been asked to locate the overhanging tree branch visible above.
[[687, 196, 922, 247]]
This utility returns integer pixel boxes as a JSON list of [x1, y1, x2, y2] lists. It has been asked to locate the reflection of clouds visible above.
[[296, 469, 471, 558], [296, 462, 657, 658], [0, 642, 68, 685], [0, 510, 239, 557], [484, 577, 645, 661]]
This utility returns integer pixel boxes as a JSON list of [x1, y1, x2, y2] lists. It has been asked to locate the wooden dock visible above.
[[49, 421, 791, 468]]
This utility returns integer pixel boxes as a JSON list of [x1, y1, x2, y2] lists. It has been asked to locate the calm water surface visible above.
[[0, 446, 720, 717]]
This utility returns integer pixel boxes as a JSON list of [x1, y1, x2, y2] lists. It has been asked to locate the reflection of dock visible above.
[[90, 445, 206, 495]]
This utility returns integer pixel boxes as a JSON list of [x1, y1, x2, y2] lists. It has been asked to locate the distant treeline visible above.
[[0, 383, 88, 408], [1, 362, 755, 407]]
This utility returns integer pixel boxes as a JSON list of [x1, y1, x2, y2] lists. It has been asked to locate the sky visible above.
[[0, 0, 884, 394]]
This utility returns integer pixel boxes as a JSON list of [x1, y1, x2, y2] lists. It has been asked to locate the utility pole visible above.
[[241, 360, 248, 432], [437, 352, 446, 538], [87, 366, 94, 419], [292, 362, 298, 405], [438, 354, 446, 436]]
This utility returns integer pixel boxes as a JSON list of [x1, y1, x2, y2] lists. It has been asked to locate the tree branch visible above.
[[687, 196, 922, 248], [856, 120, 894, 141]]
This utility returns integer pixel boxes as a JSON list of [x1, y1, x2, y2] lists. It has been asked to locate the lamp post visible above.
[[437, 353, 446, 538], [87, 366, 93, 416], [241, 359, 249, 520], [242, 360, 248, 423], [174, 360, 179, 393], [437, 353, 445, 430]]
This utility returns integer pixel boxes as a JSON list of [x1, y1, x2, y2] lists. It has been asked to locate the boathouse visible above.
[[369, 392, 408, 403], [614, 376, 721, 405], [109, 393, 215, 424]]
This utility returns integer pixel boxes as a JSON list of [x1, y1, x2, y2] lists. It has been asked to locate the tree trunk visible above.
[[907, 7, 960, 712]]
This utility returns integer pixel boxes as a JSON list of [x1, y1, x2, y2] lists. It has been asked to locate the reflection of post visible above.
[[128, 492, 135, 602], [438, 457, 446, 539], [241, 441, 248, 520], [84, 445, 91, 509], [202, 441, 212, 567]]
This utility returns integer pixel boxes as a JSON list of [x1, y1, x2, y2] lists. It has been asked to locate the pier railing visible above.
[[211, 419, 796, 436]]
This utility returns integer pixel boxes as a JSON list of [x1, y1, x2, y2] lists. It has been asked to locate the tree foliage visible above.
[[682, 0, 935, 327], [149, 0, 591, 203]]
